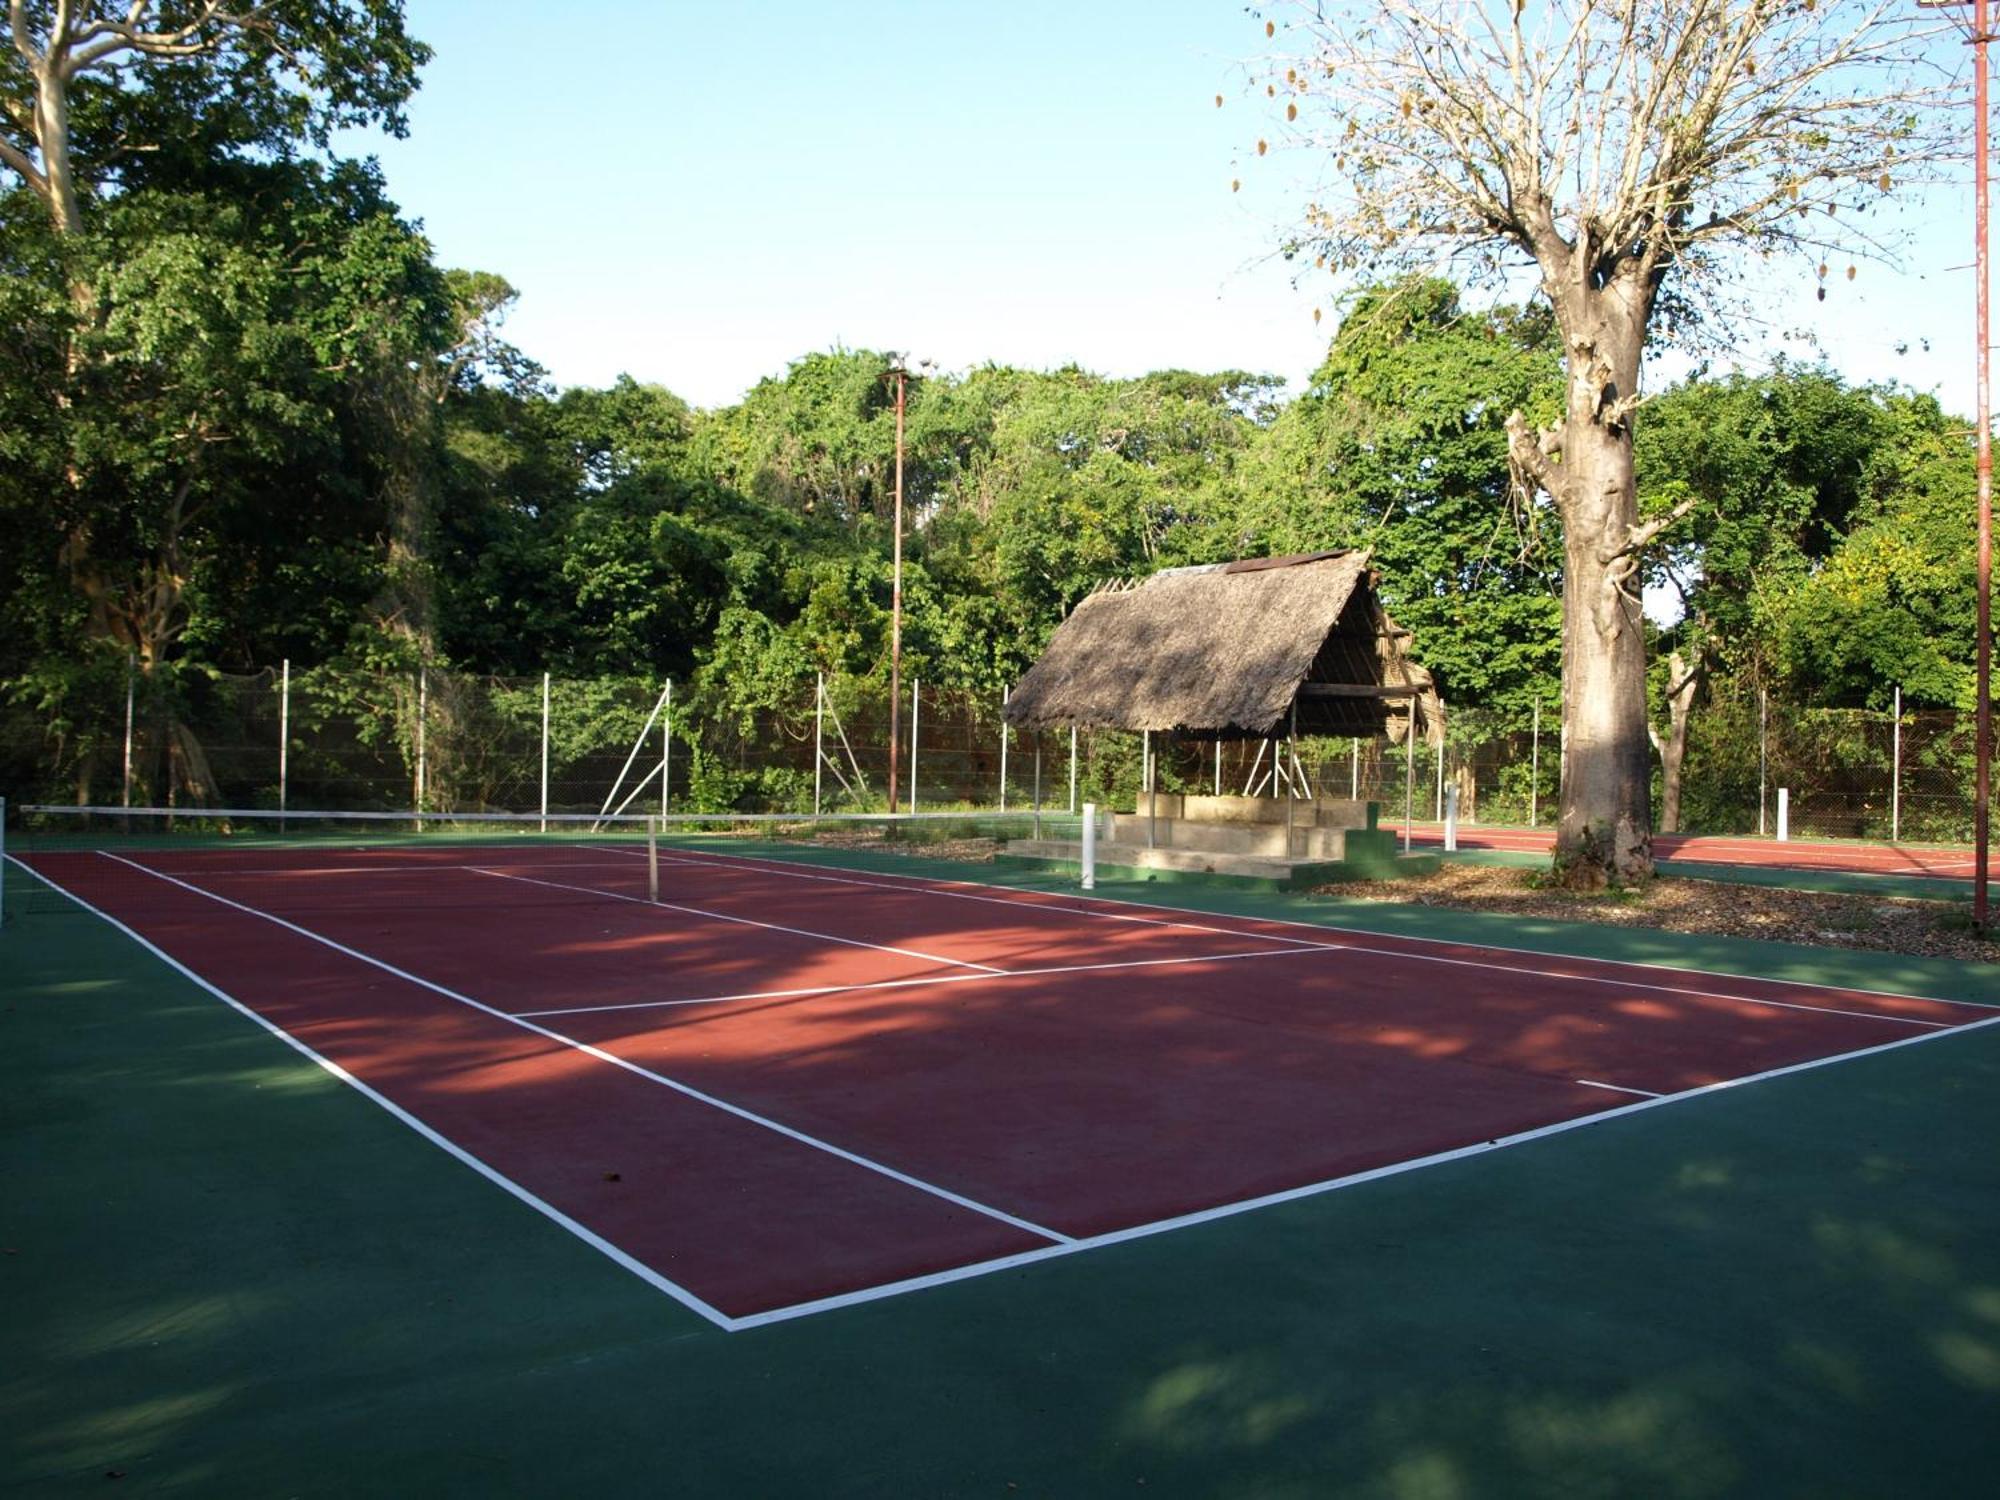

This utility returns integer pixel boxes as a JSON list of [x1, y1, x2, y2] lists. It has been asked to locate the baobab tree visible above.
[[1246, 0, 1956, 884]]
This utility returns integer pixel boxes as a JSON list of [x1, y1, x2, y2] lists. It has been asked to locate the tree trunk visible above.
[[1526, 282, 1658, 888], [1653, 649, 1699, 835]]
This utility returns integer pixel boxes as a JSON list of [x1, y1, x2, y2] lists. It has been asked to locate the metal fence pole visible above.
[[999, 685, 1009, 813], [909, 679, 920, 816], [1351, 738, 1360, 801], [121, 652, 135, 808], [414, 667, 428, 818], [1529, 701, 1540, 828], [1891, 685, 1902, 843], [1434, 733, 1445, 821], [279, 659, 290, 814], [1403, 725, 1415, 852], [1033, 736, 1043, 839], [813, 672, 825, 817], [1759, 688, 1769, 836], [1069, 726, 1078, 814], [540, 672, 551, 831], [661, 680, 673, 817]]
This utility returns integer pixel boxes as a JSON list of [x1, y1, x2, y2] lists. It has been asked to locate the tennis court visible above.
[[15, 812, 1992, 1331]]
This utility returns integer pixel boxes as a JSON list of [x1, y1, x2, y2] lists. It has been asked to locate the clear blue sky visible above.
[[350, 0, 1976, 416]]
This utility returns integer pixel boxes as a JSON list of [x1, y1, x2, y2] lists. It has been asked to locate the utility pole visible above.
[[1920, 0, 1994, 924]]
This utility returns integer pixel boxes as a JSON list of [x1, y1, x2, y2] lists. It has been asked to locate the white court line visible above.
[[9, 854, 738, 1332], [465, 865, 1008, 976], [518, 943, 1344, 1019], [611, 846, 1966, 1030], [93, 852, 1070, 1247], [729, 1004, 2000, 1330], [1575, 1079, 1664, 1099]]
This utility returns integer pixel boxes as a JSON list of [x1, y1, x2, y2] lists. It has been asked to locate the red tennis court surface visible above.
[[21, 841, 1990, 1330], [1402, 823, 1978, 879]]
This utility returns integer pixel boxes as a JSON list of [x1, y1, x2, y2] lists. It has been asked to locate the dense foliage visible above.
[[0, 5, 1976, 815]]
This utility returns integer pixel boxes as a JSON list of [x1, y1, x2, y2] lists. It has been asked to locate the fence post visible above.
[[1777, 786, 1790, 842], [540, 671, 551, 831], [122, 652, 135, 808], [909, 679, 920, 817], [1759, 687, 1769, 836], [1081, 800, 1097, 890], [1070, 726, 1078, 814], [1033, 735, 1043, 839], [1891, 685, 1902, 843], [661, 680, 673, 817], [1145, 729, 1156, 848], [1434, 732, 1445, 821], [999, 685, 1009, 813], [1351, 738, 1360, 801], [1403, 723, 1415, 852], [1444, 783, 1459, 851], [1529, 701, 1540, 828], [814, 673, 825, 817], [278, 659, 290, 815], [414, 667, 428, 819]]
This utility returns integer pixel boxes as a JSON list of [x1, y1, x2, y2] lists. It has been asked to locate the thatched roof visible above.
[[1003, 550, 1440, 743]]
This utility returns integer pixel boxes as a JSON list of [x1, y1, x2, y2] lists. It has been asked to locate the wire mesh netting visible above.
[[0, 662, 1986, 847]]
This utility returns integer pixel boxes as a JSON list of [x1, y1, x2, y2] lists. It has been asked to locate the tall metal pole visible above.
[[1976, 0, 1994, 926], [887, 363, 907, 816], [539, 671, 551, 831]]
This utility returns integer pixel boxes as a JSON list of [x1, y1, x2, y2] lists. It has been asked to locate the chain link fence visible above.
[[0, 662, 1984, 845]]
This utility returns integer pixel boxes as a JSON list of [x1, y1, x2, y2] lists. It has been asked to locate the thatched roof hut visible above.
[[1003, 550, 1441, 744]]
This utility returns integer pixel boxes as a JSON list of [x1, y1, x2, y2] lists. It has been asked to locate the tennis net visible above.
[[4, 803, 1076, 922]]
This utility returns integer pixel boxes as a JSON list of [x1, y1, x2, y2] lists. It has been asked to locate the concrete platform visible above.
[[998, 831, 1437, 891]]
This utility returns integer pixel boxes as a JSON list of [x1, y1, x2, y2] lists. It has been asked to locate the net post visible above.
[[647, 816, 660, 903], [1081, 799, 1096, 890], [539, 671, 551, 833], [278, 659, 290, 816]]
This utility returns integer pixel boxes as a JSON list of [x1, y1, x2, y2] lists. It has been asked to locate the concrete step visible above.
[[1103, 815, 1352, 859]]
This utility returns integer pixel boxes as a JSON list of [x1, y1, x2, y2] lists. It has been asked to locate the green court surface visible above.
[[5, 850, 2000, 1497]]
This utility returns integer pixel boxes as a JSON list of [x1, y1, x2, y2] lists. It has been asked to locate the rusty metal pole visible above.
[[887, 363, 906, 817], [1976, 0, 1994, 928]]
